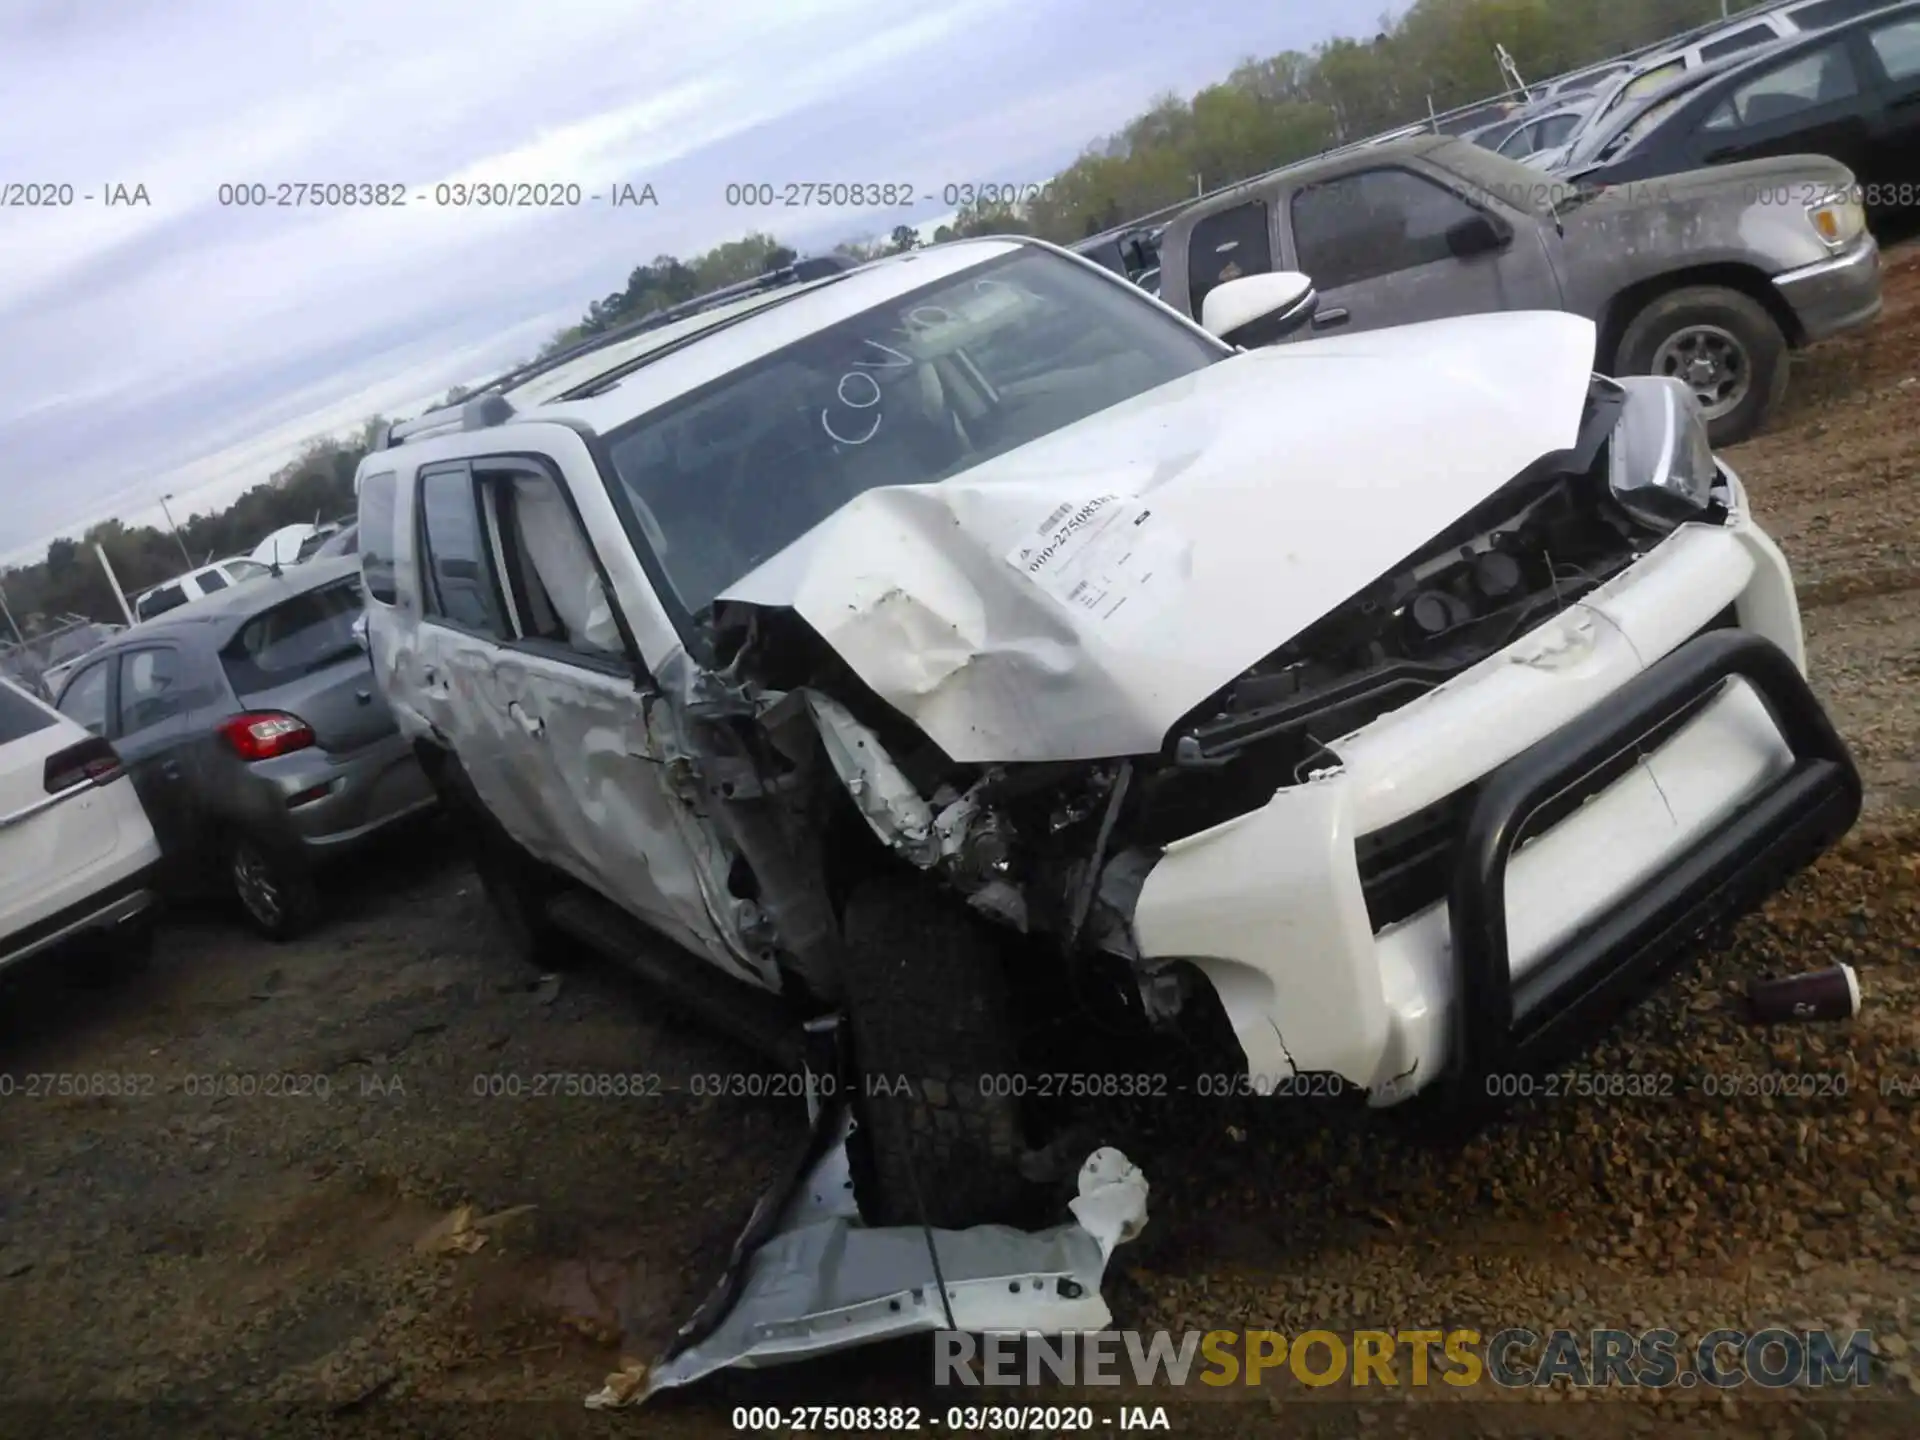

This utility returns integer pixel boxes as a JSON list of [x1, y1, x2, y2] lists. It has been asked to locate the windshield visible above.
[[602, 246, 1224, 614]]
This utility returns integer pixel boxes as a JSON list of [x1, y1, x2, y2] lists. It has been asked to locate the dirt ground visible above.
[[2, 246, 1918, 1440]]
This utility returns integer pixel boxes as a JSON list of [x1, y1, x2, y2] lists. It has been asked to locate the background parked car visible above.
[[1541, 48, 1790, 174], [1153, 134, 1882, 444], [1479, 98, 1596, 161], [1564, 0, 1920, 224], [132, 558, 274, 623], [308, 522, 359, 559], [1541, 39, 1798, 173], [248, 522, 320, 568], [1, 674, 162, 977], [51, 556, 437, 939], [1599, 0, 1895, 104]]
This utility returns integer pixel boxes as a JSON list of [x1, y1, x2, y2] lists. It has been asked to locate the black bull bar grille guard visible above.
[[1443, 628, 1862, 1102]]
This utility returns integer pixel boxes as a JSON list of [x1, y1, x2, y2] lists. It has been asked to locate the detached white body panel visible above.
[[1131, 507, 1807, 1095]]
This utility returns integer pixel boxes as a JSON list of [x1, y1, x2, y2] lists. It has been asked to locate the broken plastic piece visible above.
[[601, 1106, 1147, 1407], [1746, 962, 1860, 1023], [805, 691, 938, 864]]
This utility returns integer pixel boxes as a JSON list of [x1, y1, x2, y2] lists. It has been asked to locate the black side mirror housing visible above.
[[1445, 213, 1511, 258]]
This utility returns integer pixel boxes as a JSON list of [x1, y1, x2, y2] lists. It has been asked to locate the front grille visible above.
[[1355, 603, 1742, 932]]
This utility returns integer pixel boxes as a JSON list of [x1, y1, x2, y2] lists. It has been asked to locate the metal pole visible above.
[[158, 493, 193, 569], [0, 576, 24, 646], [93, 543, 136, 626]]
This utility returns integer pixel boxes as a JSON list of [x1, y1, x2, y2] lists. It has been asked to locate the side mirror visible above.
[[1198, 272, 1320, 348], [351, 613, 370, 652], [1445, 213, 1510, 258]]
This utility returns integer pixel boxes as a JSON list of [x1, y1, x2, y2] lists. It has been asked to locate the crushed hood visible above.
[[718, 309, 1597, 763]]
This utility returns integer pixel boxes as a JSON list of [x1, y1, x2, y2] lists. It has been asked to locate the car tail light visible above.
[[219, 711, 316, 760], [43, 735, 126, 794]]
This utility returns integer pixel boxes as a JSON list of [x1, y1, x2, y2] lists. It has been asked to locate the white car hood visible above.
[[718, 310, 1598, 763]]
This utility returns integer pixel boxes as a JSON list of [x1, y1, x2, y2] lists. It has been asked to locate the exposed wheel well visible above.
[[1597, 264, 1803, 370], [816, 785, 913, 925]]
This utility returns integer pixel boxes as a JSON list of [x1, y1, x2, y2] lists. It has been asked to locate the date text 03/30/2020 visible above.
[[211, 182, 658, 208], [730, 1404, 1172, 1431]]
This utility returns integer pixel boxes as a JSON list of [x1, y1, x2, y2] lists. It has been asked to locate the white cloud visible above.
[[1, 0, 1378, 564]]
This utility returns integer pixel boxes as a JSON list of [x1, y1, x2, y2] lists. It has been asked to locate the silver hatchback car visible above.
[[51, 556, 436, 938]]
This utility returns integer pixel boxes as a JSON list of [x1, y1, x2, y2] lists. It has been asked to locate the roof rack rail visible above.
[[374, 254, 852, 449], [456, 255, 849, 401], [377, 391, 517, 450]]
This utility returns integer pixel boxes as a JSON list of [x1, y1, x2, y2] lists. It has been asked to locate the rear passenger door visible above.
[[409, 461, 553, 863], [414, 458, 740, 976], [1280, 165, 1560, 338]]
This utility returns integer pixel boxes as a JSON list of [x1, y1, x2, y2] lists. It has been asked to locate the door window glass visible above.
[[116, 648, 185, 736], [1702, 43, 1860, 129], [1185, 201, 1273, 313], [358, 471, 399, 604], [1869, 16, 1920, 81], [56, 660, 111, 736], [418, 470, 506, 636], [1291, 168, 1484, 290]]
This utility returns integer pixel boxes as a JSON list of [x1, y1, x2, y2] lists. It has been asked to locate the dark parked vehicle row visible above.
[[1565, 0, 1920, 217], [49, 556, 435, 938]]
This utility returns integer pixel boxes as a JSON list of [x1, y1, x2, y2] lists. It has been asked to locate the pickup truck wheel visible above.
[[1615, 285, 1788, 447], [838, 875, 1030, 1229], [230, 835, 321, 941]]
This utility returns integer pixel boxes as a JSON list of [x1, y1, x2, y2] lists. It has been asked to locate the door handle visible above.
[[507, 701, 546, 739], [1312, 307, 1351, 329]]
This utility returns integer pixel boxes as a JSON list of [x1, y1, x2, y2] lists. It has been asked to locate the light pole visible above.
[[158, 493, 192, 569]]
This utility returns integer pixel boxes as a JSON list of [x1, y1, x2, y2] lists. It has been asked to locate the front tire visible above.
[[837, 874, 1029, 1229], [1614, 284, 1789, 447], [230, 835, 320, 941]]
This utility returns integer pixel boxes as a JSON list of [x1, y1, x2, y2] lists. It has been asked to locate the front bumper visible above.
[[1774, 234, 1882, 345], [1129, 511, 1860, 1099]]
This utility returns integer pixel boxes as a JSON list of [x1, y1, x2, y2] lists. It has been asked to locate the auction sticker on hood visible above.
[[1006, 493, 1190, 627]]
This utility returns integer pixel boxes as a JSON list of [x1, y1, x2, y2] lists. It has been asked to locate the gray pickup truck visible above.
[[1154, 134, 1883, 443]]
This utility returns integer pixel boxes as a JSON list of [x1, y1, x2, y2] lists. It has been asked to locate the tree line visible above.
[[1, 427, 377, 638], [3, 0, 1759, 631]]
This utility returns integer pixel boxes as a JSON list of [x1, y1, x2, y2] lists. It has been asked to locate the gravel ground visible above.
[[2, 245, 1917, 1440]]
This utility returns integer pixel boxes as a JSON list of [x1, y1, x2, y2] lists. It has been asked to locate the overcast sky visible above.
[[0, 0, 1388, 566]]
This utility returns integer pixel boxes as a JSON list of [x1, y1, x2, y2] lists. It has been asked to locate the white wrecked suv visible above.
[[359, 239, 1860, 1231]]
